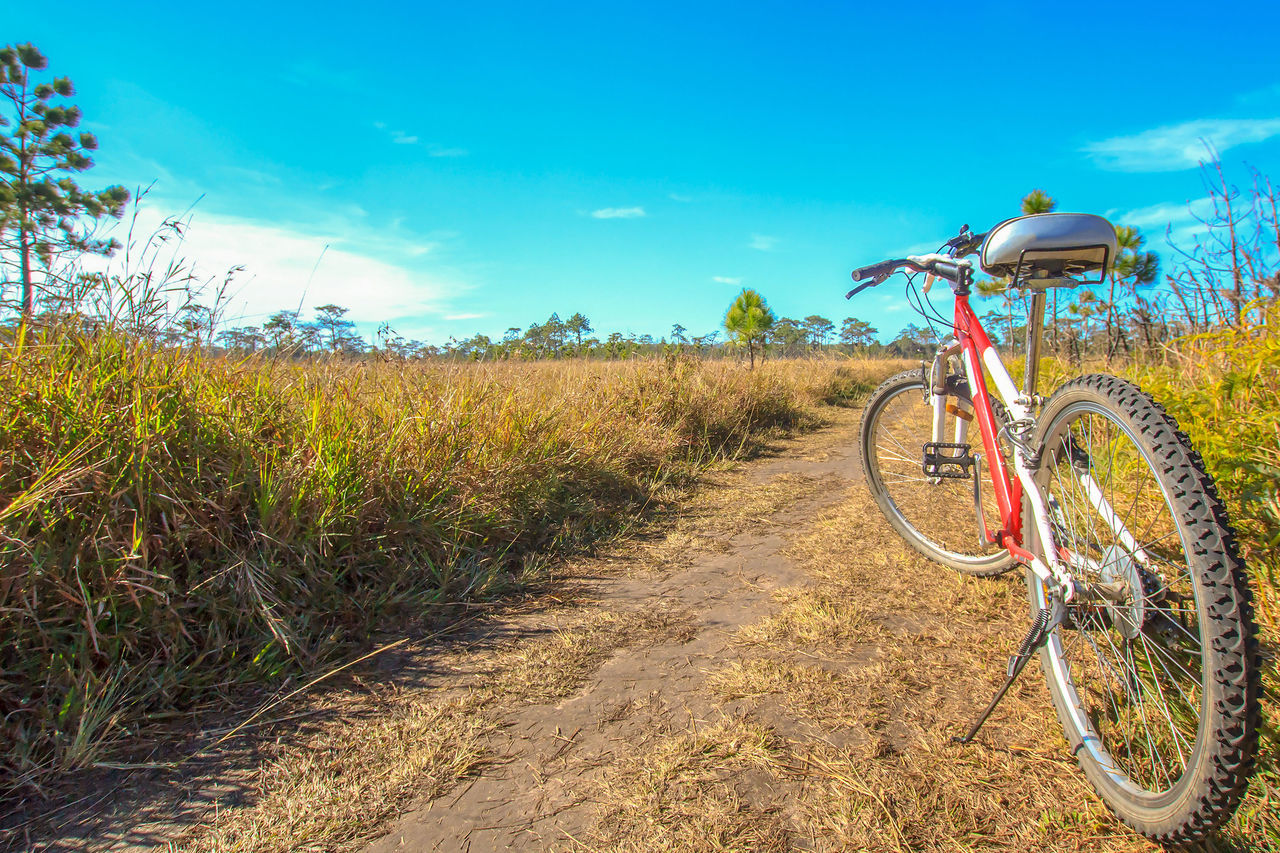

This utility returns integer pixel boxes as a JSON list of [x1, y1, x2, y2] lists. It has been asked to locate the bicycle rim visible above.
[[861, 371, 1010, 575]]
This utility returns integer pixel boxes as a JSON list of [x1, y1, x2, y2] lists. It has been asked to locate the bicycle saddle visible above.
[[980, 213, 1118, 278]]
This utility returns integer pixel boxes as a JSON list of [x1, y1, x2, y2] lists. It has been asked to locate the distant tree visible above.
[[566, 312, 592, 347], [768, 317, 804, 357], [839, 317, 877, 351], [523, 321, 546, 357], [298, 322, 323, 352], [887, 322, 934, 357], [724, 288, 776, 368], [691, 330, 720, 353], [218, 325, 264, 353], [264, 310, 299, 349], [1021, 189, 1056, 215], [313, 303, 356, 352], [500, 326, 522, 358], [802, 314, 834, 351], [670, 322, 687, 345], [1106, 225, 1160, 358], [0, 43, 130, 318], [542, 312, 566, 354]]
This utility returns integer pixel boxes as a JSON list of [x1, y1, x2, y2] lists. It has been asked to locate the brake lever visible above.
[[845, 272, 891, 299]]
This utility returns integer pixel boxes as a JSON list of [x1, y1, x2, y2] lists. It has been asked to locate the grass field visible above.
[[1, 317, 1275, 850], [0, 334, 901, 792]]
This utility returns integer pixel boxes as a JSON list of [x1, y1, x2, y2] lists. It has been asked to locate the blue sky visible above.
[[7, 0, 1280, 343]]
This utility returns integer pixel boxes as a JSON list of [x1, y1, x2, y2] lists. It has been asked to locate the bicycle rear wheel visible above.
[[860, 370, 1012, 576], [1027, 374, 1259, 842]]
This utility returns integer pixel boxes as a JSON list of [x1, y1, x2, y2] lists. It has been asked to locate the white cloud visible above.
[[91, 207, 462, 338], [1083, 119, 1280, 171], [590, 206, 646, 219], [712, 276, 742, 284], [1109, 196, 1216, 246], [392, 133, 419, 145], [749, 234, 778, 251], [444, 312, 486, 321], [668, 193, 693, 203]]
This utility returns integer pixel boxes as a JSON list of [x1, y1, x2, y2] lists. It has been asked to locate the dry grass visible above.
[[585, 483, 1170, 852], [735, 587, 876, 648], [584, 716, 793, 853], [175, 694, 495, 853], [0, 334, 898, 790], [480, 605, 698, 705], [169, 602, 698, 853]]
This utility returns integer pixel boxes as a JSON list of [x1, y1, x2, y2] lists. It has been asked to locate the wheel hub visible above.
[[1099, 546, 1147, 640]]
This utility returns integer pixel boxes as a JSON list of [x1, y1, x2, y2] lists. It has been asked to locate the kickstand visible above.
[[954, 608, 1052, 744]]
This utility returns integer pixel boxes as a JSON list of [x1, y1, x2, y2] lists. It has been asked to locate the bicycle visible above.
[[848, 213, 1260, 843]]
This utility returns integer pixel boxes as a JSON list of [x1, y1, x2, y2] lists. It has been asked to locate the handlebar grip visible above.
[[932, 260, 962, 281], [851, 259, 905, 282]]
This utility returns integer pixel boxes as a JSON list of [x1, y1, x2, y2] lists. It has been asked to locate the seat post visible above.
[[1024, 290, 1047, 400]]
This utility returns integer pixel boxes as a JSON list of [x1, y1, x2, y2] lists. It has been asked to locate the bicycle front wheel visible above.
[[860, 370, 1012, 576], [1027, 374, 1259, 843]]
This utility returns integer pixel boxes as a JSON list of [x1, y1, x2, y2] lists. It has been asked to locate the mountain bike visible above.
[[849, 213, 1260, 843]]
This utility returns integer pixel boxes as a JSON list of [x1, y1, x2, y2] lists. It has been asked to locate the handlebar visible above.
[[846, 254, 974, 299], [846, 225, 985, 299]]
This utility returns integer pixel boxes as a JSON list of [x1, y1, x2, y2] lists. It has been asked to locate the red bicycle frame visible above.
[[951, 293, 1023, 546]]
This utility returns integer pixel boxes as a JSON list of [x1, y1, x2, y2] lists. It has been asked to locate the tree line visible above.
[[210, 305, 921, 361]]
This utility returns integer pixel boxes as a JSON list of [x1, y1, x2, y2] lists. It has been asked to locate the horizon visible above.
[[5, 0, 1280, 345]]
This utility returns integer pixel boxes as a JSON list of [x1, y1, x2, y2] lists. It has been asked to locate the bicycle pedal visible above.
[[922, 442, 973, 479]]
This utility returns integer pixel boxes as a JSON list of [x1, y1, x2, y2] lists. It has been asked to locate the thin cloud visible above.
[[1082, 118, 1280, 171], [444, 312, 486, 321], [590, 206, 646, 219], [749, 234, 778, 251], [668, 193, 693, 203], [1235, 82, 1280, 106], [712, 276, 742, 284], [373, 123, 465, 155]]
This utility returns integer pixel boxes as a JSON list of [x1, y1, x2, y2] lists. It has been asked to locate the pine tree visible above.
[[839, 317, 877, 352], [313, 304, 357, 352], [0, 43, 129, 318], [723, 288, 775, 368]]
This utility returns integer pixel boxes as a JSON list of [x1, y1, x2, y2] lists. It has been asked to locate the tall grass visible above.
[[1125, 304, 1280, 635], [0, 328, 892, 789], [1123, 306, 1280, 848]]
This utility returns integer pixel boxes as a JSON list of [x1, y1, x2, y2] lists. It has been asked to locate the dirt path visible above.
[[361, 413, 863, 853]]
